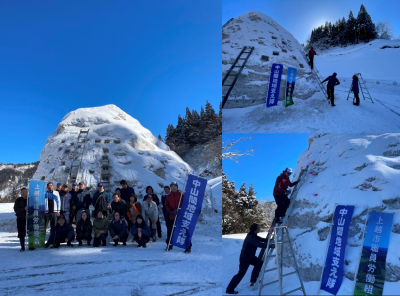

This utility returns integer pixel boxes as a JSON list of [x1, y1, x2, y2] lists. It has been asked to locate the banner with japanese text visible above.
[[28, 180, 46, 249], [321, 205, 355, 295], [353, 211, 394, 296], [285, 67, 297, 107], [171, 175, 206, 249], [266, 63, 283, 107]]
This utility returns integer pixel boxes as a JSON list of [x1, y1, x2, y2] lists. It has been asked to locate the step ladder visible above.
[[222, 46, 254, 108], [258, 226, 306, 296], [66, 129, 90, 185], [346, 73, 374, 103], [303, 53, 328, 101], [255, 166, 309, 294]]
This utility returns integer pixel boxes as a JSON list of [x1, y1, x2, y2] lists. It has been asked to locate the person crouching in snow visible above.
[[226, 224, 269, 294], [76, 211, 92, 246], [131, 214, 151, 248], [93, 210, 109, 247], [45, 215, 75, 249], [273, 168, 299, 224], [142, 195, 159, 242], [109, 211, 128, 246], [351, 75, 360, 106]]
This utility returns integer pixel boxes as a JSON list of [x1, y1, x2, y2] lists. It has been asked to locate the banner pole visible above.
[[25, 180, 29, 251], [167, 174, 189, 251]]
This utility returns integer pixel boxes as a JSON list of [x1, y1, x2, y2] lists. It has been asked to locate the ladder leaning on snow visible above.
[[303, 53, 329, 102], [254, 165, 309, 295], [222, 46, 254, 109], [66, 129, 90, 185], [346, 73, 374, 103]]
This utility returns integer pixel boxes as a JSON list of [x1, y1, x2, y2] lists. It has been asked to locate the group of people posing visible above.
[[13, 179, 193, 253], [308, 47, 362, 107]]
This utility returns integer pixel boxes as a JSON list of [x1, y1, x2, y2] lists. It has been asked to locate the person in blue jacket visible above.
[[45, 215, 75, 248], [120, 180, 135, 204], [351, 75, 360, 106], [130, 214, 151, 248], [109, 212, 128, 246], [322, 72, 340, 106]]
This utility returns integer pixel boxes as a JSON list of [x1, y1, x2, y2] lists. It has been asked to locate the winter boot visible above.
[[184, 248, 191, 254], [123, 242, 127, 246], [142, 243, 147, 248], [225, 290, 239, 295], [87, 240, 91, 246], [78, 241, 82, 246], [102, 240, 106, 246], [250, 282, 255, 287], [152, 235, 157, 242], [158, 232, 162, 239], [137, 243, 142, 248], [113, 242, 118, 247], [67, 242, 74, 247]]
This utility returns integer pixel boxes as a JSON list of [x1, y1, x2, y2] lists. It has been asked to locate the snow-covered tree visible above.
[[376, 20, 394, 40]]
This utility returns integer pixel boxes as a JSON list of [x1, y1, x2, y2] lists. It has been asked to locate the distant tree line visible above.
[[304, 4, 389, 50]]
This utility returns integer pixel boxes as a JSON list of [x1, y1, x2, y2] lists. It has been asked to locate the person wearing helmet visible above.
[[272, 168, 299, 224], [322, 72, 340, 106], [226, 223, 269, 294], [351, 75, 360, 106], [308, 47, 317, 70]]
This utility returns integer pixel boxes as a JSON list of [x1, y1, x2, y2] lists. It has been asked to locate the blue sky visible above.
[[223, 133, 311, 201], [222, 0, 400, 44], [0, 0, 220, 164]]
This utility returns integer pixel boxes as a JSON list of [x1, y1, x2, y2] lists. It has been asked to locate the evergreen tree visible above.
[[158, 134, 163, 142], [357, 4, 377, 42], [345, 10, 357, 44]]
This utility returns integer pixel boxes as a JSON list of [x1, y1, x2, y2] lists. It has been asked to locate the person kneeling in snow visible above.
[[109, 212, 129, 246], [131, 214, 151, 248], [45, 215, 75, 249], [273, 167, 299, 224], [142, 194, 159, 242], [226, 224, 269, 295], [93, 210, 109, 247], [76, 211, 92, 246]]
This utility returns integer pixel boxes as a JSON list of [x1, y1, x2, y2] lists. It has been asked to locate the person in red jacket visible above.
[[273, 168, 299, 224], [165, 181, 192, 253], [308, 47, 317, 70]]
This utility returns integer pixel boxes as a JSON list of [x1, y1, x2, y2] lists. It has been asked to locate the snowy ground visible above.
[[222, 233, 398, 295], [0, 203, 222, 295], [223, 39, 400, 133]]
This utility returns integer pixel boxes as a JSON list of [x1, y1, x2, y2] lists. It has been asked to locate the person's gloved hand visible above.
[[285, 190, 291, 195], [172, 210, 178, 215]]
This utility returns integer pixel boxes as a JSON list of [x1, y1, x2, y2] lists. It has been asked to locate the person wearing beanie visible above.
[[93, 210, 109, 247], [273, 168, 299, 224], [142, 185, 162, 238], [109, 211, 129, 246], [226, 224, 269, 294], [13, 187, 28, 252], [44, 182, 61, 233], [45, 215, 75, 249], [130, 214, 151, 248]]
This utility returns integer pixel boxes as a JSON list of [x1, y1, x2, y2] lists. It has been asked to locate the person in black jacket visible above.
[[322, 72, 340, 106], [75, 182, 92, 222], [226, 224, 269, 295], [109, 193, 127, 219], [143, 185, 162, 238], [76, 211, 92, 246], [109, 212, 128, 246], [120, 180, 135, 204], [45, 215, 75, 248], [13, 188, 28, 252]]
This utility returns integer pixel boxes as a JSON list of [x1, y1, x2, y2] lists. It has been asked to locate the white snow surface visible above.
[[0, 203, 222, 295], [222, 133, 400, 295], [222, 12, 400, 133]]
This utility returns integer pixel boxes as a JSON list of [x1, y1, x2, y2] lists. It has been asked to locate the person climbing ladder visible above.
[[308, 47, 317, 70], [273, 168, 299, 224], [322, 73, 340, 106]]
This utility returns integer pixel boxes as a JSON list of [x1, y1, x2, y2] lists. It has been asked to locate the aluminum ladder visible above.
[[303, 53, 328, 101], [222, 46, 254, 108], [100, 157, 113, 219], [346, 73, 374, 103], [66, 129, 90, 185], [254, 166, 309, 293], [258, 226, 306, 296]]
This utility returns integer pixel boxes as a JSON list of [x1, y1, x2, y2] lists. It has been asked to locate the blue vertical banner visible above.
[[285, 67, 297, 107], [266, 63, 283, 107], [28, 180, 46, 249], [321, 205, 355, 295], [171, 175, 207, 249], [353, 211, 394, 296]]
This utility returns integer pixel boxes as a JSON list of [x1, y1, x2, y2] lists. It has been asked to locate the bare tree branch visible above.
[[222, 135, 256, 164]]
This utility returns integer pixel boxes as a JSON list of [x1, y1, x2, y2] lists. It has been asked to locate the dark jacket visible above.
[[92, 191, 109, 213], [351, 79, 359, 94], [120, 186, 135, 204], [322, 76, 340, 88], [240, 232, 269, 260], [69, 190, 78, 211], [130, 221, 151, 237], [74, 189, 92, 209], [13, 197, 27, 219], [45, 222, 75, 247], [111, 199, 127, 218], [76, 218, 92, 239], [308, 48, 317, 58], [142, 193, 160, 206], [161, 194, 169, 218], [165, 190, 184, 221], [273, 172, 298, 196], [109, 218, 128, 238]]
